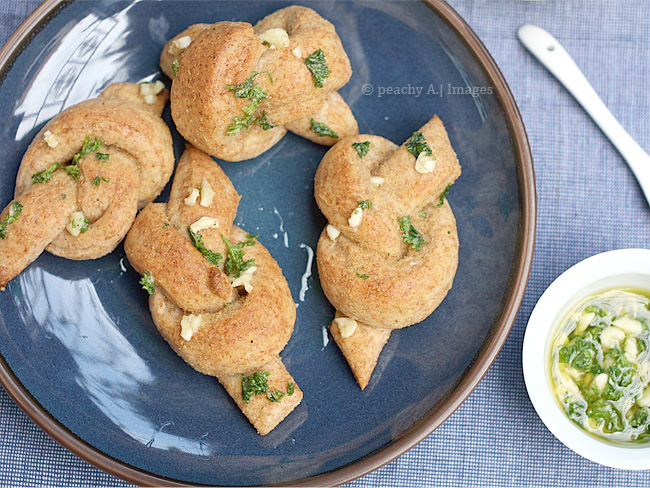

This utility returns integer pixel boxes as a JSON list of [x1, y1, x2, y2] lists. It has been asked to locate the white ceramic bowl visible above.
[[523, 248, 650, 469]]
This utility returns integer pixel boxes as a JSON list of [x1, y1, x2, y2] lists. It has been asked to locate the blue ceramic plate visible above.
[[0, 1, 534, 485]]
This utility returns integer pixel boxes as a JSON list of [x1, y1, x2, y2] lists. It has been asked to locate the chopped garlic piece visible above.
[[292, 45, 303, 58], [625, 337, 638, 361], [334, 317, 357, 339], [575, 311, 595, 334], [180, 313, 203, 341], [370, 176, 385, 187], [140, 80, 165, 104], [189, 216, 219, 234], [600, 326, 625, 350], [168, 35, 192, 55], [184, 187, 200, 206], [230, 266, 257, 293], [199, 179, 215, 207], [593, 372, 608, 393], [638, 387, 650, 407], [43, 130, 58, 148], [415, 152, 437, 174], [66, 211, 87, 237], [258, 28, 290, 49], [326, 224, 341, 241], [615, 316, 643, 335], [348, 207, 363, 228]]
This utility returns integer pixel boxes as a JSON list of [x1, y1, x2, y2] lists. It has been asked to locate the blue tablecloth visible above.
[[2, 0, 650, 486]]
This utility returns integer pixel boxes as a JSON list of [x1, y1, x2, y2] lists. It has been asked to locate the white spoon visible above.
[[517, 24, 650, 207]]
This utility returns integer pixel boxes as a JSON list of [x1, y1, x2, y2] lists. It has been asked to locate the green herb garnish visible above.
[[437, 183, 452, 207], [287, 382, 295, 395], [222, 234, 257, 278], [241, 371, 270, 403], [357, 200, 373, 210], [419, 209, 428, 218], [0, 201, 23, 239], [140, 270, 155, 295], [304, 48, 330, 88], [310, 119, 338, 138], [61, 194, 66, 199], [227, 71, 272, 99], [187, 227, 223, 266], [267, 390, 286, 402], [352, 141, 371, 158], [73, 136, 104, 164], [398, 216, 425, 251], [31, 163, 62, 184], [405, 132, 432, 159], [226, 72, 273, 135], [171, 59, 180, 77], [256, 111, 275, 130], [163, 222, 170, 230], [91, 176, 110, 187], [96, 152, 109, 162], [356, 273, 369, 280], [65, 164, 80, 180]]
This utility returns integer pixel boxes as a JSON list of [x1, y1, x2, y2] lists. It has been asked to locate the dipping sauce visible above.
[[549, 288, 650, 444]]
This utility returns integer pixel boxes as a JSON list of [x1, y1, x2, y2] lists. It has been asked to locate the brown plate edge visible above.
[[0, 0, 537, 487]]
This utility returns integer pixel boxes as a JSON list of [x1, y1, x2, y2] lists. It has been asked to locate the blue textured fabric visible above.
[[2, 0, 650, 486]]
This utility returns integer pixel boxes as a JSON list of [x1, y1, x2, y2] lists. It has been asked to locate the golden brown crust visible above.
[[285, 91, 359, 145], [0, 173, 77, 290], [161, 6, 357, 161], [329, 312, 391, 390], [218, 356, 302, 435], [125, 146, 300, 435], [315, 115, 462, 388], [0, 82, 174, 290]]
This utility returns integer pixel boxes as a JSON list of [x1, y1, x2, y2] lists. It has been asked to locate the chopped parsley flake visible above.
[[187, 227, 223, 266], [0, 201, 23, 239], [304, 49, 330, 88], [310, 119, 338, 138], [268, 390, 286, 402], [31, 163, 62, 184], [405, 132, 432, 159], [356, 273, 369, 280], [357, 200, 373, 210], [96, 152, 109, 162], [90, 176, 110, 187], [437, 183, 453, 207], [256, 111, 275, 130], [241, 372, 294, 403], [226, 72, 273, 135], [171, 59, 180, 77], [352, 141, 371, 158], [241, 371, 270, 403], [398, 216, 425, 251], [223, 234, 257, 278], [65, 164, 81, 180], [419, 209, 428, 218], [140, 270, 155, 295], [61, 194, 66, 199], [163, 222, 170, 230], [73, 136, 104, 164]]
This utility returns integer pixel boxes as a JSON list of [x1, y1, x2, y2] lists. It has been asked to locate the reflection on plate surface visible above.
[[0, 0, 529, 485]]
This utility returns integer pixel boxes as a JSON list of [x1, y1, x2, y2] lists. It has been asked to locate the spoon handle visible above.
[[517, 24, 650, 206]]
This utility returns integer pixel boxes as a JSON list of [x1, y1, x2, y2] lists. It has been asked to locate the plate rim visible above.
[[0, 0, 536, 486]]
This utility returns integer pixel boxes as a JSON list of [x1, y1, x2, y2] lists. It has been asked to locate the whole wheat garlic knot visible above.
[[315, 115, 462, 389], [124, 146, 302, 435], [160, 5, 358, 162], [0, 82, 174, 291]]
